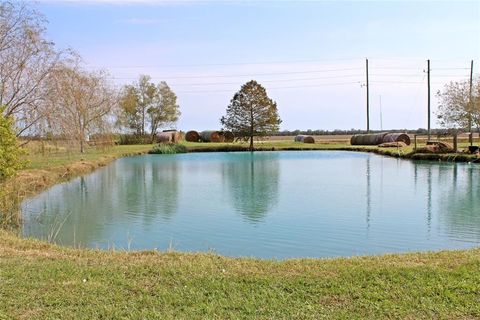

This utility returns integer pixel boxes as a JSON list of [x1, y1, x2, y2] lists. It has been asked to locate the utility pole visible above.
[[469, 60, 474, 146], [427, 59, 431, 140], [366, 58, 370, 133]]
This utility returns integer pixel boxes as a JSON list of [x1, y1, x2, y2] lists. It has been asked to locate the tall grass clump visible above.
[[0, 181, 22, 230], [149, 144, 188, 154]]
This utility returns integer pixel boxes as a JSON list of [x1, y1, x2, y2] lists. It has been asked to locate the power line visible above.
[[86, 57, 362, 69], [176, 81, 360, 94], [370, 81, 447, 84], [370, 74, 424, 77], [108, 67, 364, 80], [85, 57, 472, 69], [431, 67, 470, 70], [168, 74, 363, 87], [369, 67, 422, 70]]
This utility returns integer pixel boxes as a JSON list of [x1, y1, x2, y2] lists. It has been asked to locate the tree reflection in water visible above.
[[223, 152, 280, 223]]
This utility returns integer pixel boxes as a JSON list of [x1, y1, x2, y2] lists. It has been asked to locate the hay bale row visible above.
[[200, 130, 224, 142], [350, 132, 411, 146], [186, 130, 235, 143], [185, 130, 200, 142], [157, 131, 182, 144], [350, 133, 388, 146], [294, 135, 315, 144]]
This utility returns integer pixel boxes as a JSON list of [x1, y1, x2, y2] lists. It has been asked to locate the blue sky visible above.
[[33, 0, 480, 131]]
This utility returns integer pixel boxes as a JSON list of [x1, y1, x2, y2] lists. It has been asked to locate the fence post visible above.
[[453, 133, 458, 153], [414, 135, 417, 152]]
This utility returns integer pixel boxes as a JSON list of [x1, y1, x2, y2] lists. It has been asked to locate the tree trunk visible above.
[[151, 132, 156, 144], [249, 106, 254, 152], [80, 139, 85, 153]]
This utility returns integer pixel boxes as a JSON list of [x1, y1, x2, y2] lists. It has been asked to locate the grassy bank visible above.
[[1, 231, 479, 319], [183, 140, 479, 162]]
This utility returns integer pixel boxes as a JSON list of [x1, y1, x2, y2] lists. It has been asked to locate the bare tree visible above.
[[437, 78, 480, 132], [47, 61, 118, 153], [0, 1, 62, 137]]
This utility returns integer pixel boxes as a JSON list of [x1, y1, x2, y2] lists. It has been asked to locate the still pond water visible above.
[[22, 151, 480, 259]]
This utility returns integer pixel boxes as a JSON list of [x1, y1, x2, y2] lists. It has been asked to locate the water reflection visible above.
[[144, 159, 180, 221], [21, 152, 480, 257], [223, 153, 280, 222], [23, 164, 119, 246], [438, 165, 480, 241], [23, 157, 181, 246], [365, 156, 371, 232]]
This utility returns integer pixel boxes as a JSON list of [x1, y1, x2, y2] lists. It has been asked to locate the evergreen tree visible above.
[[221, 80, 281, 151], [0, 107, 24, 180]]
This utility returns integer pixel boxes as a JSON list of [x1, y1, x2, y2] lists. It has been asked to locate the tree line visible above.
[[1, 0, 479, 178], [0, 1, 181, 153]]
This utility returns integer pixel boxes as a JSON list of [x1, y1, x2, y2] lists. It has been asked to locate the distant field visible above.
[[267, 133, 479, 146], [267, 135, 352, 143]]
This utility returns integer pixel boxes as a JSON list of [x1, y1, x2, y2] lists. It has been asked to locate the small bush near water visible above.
[[149, 144, 188, 154]]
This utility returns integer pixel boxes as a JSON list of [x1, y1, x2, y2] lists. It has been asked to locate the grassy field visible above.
[[0, 139, 479, 319], [23, 143, 155, 170], [1, 231, 479, 319]]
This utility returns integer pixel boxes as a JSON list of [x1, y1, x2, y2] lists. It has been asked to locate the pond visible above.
[[22, 151, 480, 259]]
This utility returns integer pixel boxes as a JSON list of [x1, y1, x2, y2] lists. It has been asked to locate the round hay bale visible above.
[[200, 130, 224, 143], [185, 130, 200, 142], [158, 130, 182, 143], [157, 132, 174, 143], [173, 131, 182, 143], [303, 136, 315, 144], [378, 141, 407, 148], [294, 135, 315, 144], [350, 133, 388, 145], [222, 131, 235, 143], [382, 133, 411, 146]]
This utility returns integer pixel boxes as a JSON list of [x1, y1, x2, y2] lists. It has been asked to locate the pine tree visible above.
[[221, 80, 281, 151]]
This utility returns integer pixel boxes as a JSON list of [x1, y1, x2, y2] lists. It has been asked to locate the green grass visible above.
[[0, 231, 479, 319], [23, 144, 155, 170]]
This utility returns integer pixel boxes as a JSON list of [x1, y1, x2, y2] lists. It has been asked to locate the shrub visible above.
[[149, 144, 188, 154], [0, 107, 24, 180]]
